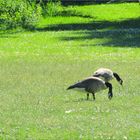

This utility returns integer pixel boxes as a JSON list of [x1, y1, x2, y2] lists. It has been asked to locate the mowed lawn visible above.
[[0, 3, 140, 139]]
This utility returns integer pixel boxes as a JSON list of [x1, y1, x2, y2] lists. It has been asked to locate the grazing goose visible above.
[[93, 68, 123, 85], [67, 77, 113, 100]]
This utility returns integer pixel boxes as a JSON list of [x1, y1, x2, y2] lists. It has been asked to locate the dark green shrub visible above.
[[0, 0, 41, 30]]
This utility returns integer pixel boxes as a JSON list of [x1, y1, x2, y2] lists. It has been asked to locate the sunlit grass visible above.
[[65, 3, 140, 21], [37, 2, 140, 28], [0, 2, 140, 139]]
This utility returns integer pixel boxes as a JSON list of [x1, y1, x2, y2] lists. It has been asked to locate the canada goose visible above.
[[67, 77, 113, 100], [93, 68, 123, 85]]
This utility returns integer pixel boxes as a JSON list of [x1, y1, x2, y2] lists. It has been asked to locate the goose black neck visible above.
[[113, 72, 121, 82], [105, 82, 112, 93]]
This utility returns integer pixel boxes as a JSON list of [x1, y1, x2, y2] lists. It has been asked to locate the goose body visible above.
[[67, 77, 113, 100], [93, 68, 123, 85]]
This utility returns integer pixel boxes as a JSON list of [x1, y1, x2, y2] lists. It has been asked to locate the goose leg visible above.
[[92, 93, 95, 100], [108, 92, 113, 100], [105, 82, 113, 100], [87, 93, 89, 100]]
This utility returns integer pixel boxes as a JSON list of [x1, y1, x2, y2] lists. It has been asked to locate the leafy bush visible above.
[[0, 0, 41, 30], [40, 0, 63, 17]]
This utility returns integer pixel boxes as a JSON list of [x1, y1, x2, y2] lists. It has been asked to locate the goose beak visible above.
[[119, 80, 123, 86]]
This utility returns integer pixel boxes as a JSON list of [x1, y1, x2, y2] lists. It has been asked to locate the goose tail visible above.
[[67, 82, 81, 90]]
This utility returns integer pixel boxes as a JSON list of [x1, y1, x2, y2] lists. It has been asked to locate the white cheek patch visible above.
[[99, 76, 105, 81]]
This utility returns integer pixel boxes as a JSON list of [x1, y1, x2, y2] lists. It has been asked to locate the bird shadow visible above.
[[65, 98, 94, 103]]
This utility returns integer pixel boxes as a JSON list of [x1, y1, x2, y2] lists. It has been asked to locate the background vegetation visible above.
[[0, 1, 140, 139], [0, 0, 62, 30]]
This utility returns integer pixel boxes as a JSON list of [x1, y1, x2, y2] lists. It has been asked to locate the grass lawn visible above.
[[0, 2, 140, 139]]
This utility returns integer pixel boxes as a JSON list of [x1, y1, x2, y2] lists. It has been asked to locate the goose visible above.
[[93, 68, 123, 85], [67, 77, 113, 100]]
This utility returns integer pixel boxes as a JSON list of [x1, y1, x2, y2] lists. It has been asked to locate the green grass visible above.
[[0, 3, 140, 139], [37, 2, 140, 27]]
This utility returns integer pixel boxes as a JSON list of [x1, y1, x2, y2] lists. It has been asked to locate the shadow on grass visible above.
[[61, 1, 138, 6], [61, 28, 140, 47], [0, 30, 22, 38], [65, 98, 93, 103], [36, 17, 140, 31], [0, 34, 18, 38], [36, 17, 140, 47]]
